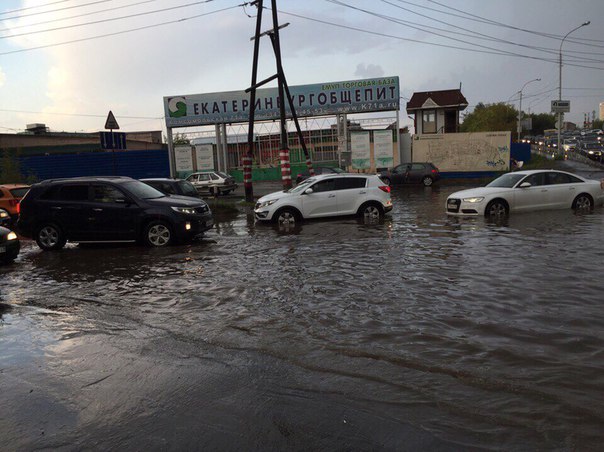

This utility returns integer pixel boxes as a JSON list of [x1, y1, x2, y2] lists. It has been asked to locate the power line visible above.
[[0, 0, 76, 16], [1, 0, 113, 22], [0, 4, 242, 56], [0, 0, 217, 40], [0, 0, 159, 33], [424, 0, 604, 46], [325, 0, 604, 66], [277, 7, 604, 70], [0, 108, 161, 120]]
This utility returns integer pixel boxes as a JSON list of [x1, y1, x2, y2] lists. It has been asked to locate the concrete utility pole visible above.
[[517, 78, 540, 141], [558, 21, 590, 150]]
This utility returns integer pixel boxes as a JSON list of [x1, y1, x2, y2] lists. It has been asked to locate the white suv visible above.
[[254, 174, 392, 225]]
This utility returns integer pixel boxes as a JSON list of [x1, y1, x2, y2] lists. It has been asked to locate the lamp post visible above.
[[517, 78, 541, 141], [558, 21, 590, 150]]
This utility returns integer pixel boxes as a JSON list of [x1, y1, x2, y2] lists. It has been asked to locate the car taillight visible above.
[[378, 186, 391, 193], [16, 202, 20, 214], [432, 169, 438, 174]]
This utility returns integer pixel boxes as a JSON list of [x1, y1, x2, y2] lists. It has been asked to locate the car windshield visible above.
[[123, 180, 165, 199], [288, 178, 315, 193], [486, 173, 526, 188], [10, 187, 30, 197], [178, 180, 199, 197]]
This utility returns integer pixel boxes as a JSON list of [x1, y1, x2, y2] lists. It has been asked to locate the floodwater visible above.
[[2, 165, 604, 450]]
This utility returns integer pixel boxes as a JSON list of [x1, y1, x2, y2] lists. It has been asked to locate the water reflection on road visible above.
[[2, 182, 604, 450]]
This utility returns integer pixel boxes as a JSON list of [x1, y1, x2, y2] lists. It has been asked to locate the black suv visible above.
[[140, 178, 203, 199], [17, 176, 213, 250], [378, 162, 440, 186]]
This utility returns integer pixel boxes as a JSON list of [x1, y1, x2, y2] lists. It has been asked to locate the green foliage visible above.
[[527, 113, 556, 135], [0, 150, 38, 184], [460, 102, 518, 133], [592, 119, 603, 130]]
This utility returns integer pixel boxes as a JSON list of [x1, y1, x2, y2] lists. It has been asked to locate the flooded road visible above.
[[2, 165, 604, 450]]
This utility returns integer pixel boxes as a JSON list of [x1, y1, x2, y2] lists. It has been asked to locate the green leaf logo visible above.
[[168, 97, 187, 118]]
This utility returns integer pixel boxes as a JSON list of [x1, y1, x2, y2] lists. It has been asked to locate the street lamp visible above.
[[517, 78, 541, 141], [558, 21, 590, 150]]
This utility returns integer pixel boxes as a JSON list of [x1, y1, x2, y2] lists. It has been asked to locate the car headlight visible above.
[[7, 231, 18, 241], [171, 206, 197, 214], [0, 210, 9, 219], [462, 197, 485, 203], [257, 199, 278, 209]]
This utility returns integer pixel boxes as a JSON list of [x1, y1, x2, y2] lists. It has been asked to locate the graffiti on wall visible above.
[[413, 132, 511, 172]]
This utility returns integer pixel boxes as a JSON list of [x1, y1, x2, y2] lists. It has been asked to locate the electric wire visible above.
[[1, 0, 113, 22], [1, 0, 217, 40], [0, 4, 242, 56]]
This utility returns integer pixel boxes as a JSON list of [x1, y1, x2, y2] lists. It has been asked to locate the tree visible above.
[[0, 150, 24, 183], [527, 113, 556, 135], [460, 102, 518, 134], [592, 119, 603, 130]]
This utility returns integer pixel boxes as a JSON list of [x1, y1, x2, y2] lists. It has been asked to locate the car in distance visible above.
[[140, 178, 203, 200], [254, 173, 392, 226], [0, 184, 30, 225], [378, 162, 440, 186], [17, 176, 213, 250], [186, 171, 238, 196], [295, 166, 345, 184], [446, 170, 604, 217], [0, 225, 20, 264]]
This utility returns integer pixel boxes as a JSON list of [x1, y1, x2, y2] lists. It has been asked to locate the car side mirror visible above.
[[304, 188, 314, 195], [519, 182, 532, 188]]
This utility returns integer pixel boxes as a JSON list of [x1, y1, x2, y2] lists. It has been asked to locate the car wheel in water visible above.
[[485, 200, 508, 217], [35, 223, 66, 251], [422, 176, 433, 186], [359, 203, 383, 221], [144, 221, 172, 247], [573, 194, 593, 212], [275, 208, 298, 226]]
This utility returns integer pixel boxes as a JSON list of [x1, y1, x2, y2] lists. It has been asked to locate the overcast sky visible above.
[[1, 0, 602, 135]]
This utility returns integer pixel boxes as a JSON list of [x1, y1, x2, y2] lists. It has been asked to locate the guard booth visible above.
[[162, 76, 403, 181]]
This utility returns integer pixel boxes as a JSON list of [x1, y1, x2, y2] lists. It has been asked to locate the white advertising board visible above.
[[351, 132, 371, 169], [174, 145, 194, 172], [195, 144, 214, 171], [373, 130, 394, 168]]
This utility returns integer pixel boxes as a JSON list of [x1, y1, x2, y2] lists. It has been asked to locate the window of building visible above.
[[422, 110, 436, 134]]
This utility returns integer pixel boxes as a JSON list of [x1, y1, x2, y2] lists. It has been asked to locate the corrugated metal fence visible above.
[[19, 149, 170, 181]]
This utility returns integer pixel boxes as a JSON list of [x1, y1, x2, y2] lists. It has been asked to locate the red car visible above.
[[0, 184, 30, 225]]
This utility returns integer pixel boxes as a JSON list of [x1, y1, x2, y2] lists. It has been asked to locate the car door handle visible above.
[[359, 191, 367, 194], [328, 194, 336, 198], [93, 208, 103, 212], [569, 187, 576, 190], [50, 206, 62, 210]]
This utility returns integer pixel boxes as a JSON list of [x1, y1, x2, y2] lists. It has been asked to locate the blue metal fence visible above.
[[19, 149, 170, 181]]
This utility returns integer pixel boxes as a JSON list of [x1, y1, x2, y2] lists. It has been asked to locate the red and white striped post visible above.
[[243, 154, 253, 202], [280, 149, 292, 190], [305, 157, 315, 177]]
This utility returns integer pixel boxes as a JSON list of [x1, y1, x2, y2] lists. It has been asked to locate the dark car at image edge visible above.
[[17, 176, 214, 250], [378, 162, 440, 186]]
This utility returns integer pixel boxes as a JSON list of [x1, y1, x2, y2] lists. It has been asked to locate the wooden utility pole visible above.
[[245, 0, 314, 201]]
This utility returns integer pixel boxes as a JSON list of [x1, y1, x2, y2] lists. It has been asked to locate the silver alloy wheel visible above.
[[574, 195, 592, 210], [38, 225, 60, 248], [422, 176, 433, 186], [363, 205, 381, 219], [277, 210, 296, 225], [147, 223, 171, 246], [487, 201, 507, 217]]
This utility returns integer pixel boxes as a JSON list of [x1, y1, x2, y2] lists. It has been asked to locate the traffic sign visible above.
[[104, 110, 120, 130], [100, 131, 127, 150], [551, 100, 570, 113]]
